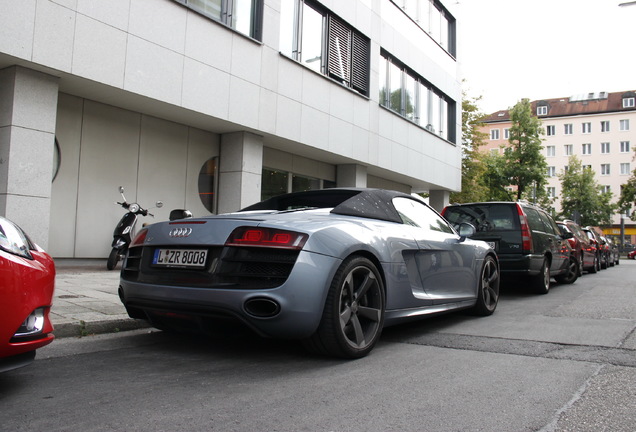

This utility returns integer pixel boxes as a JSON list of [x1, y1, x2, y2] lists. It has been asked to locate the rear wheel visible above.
[[531, 258, 550, 294], [470, 255, 499, 315], [107, 248, 120, 270], [555, 256, 579, 284], [303, 256, 385, 359], [589, 254, 599, 273]]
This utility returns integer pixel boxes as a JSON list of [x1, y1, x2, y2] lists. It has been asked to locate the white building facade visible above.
[[0, 0, 461, 258]]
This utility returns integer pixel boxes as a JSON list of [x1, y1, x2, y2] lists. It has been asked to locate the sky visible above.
[[448, 0, 636, 114]]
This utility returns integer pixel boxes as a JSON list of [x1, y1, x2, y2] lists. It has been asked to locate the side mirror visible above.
[[118, 186, 125, 193], [457, 222, 476, 240]]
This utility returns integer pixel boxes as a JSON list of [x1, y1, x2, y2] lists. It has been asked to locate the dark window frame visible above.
[[379, 51, 457, 144], [282, 0, 371, 96], [173, 0, 263, 41]]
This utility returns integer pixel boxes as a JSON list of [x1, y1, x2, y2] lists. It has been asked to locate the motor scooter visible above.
[[107, 186, 163, 270]]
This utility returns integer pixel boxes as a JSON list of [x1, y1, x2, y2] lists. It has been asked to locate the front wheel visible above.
[[303, 256, 385, 359], [107, 247, 120, 270], [470, 255, 499, 316]]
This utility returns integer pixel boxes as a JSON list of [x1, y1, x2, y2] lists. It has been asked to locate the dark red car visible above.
[[0, 216, 55, 372], [557, 220, 597, 275]]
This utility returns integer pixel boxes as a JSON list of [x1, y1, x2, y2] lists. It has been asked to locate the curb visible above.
[[53, 318, 150, 339]]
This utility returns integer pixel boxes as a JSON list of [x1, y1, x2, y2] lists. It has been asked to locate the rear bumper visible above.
[[497, 254, 544, 276]]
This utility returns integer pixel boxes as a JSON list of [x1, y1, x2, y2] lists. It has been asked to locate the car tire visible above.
[[531, 258, 550, 294], [469, 255, 499, 316], [107, 248, 120, 270], [303, 256, 385, 359], [589, 254, 599, 273], [555, 256, 579, 284]]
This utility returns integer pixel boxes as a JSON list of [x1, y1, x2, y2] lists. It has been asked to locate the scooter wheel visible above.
[[107, 248, 120, 270]]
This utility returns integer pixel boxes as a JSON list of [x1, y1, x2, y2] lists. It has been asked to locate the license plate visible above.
[[153, 248, 207, 268]]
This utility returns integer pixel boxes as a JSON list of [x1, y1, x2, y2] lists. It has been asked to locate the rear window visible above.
[[443, 204, 519, 233]]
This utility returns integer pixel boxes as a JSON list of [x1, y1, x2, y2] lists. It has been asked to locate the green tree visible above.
[[449, 92, 490, 203], [559, 155, 615, 226], [481, 151, 514, 201], [502, 99, 548, 201], [617, 149, 636, 219]]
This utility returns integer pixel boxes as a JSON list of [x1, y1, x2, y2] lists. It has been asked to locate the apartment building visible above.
[[0, 0, 461, 258], [481, 91, 636, 241]]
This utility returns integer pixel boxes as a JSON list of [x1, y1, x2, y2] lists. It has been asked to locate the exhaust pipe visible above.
[[244, 298, 281, 318]]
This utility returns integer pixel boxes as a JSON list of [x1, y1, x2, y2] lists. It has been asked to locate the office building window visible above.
[[546, 125, 555, 136], [582, 143, 591, 155], [564, 123, 573, 135], [490, 129, 500, 140], [601, 164, 610, 175], [620, 119, 630, 131], [280, 0, 370, 96], [547, 166, 556, 177], [621, 141, 631, 153], [379, 53, 454, 142], [261, 168, 334, 201], [174, 0, 263, 39], [546, 145, 555, 157], [601, 120, 610, 132], [582, 122, 591, 133], [400, 0, 455, 56], [564, 144, 573, 156], [601, 142, 610, 154], [621, 163, 631, 175]]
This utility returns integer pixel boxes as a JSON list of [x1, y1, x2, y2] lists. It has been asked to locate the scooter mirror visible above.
[[119, 186, 125, 193], [156, 201, 164, 208]]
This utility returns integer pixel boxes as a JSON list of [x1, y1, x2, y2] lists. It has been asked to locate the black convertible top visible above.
[[240, 188, 414, 223]]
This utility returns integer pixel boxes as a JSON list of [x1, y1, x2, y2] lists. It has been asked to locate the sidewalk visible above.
[[51, 259, 149, 338]]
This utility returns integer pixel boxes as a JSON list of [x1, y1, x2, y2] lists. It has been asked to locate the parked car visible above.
[[628, 250, 636, 259], [604, 237, 620, 266], [582, 227, 608, 270], [118, 188, 500, 359], [442, 201, 577, 294], [0, 216, 55, 373], [556, 220, 597, 274]]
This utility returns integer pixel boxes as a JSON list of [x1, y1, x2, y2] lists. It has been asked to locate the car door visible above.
[[538, 210, 569, 272], [393, 197, 477, 302]]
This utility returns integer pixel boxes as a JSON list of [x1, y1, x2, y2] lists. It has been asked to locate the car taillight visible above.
[[516, 204, 533, 253], [130, 228, 148, 247], [225, 227, 308, 250]]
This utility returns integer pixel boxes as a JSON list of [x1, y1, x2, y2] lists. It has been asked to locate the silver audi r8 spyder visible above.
[[118, 188, 499, 358]]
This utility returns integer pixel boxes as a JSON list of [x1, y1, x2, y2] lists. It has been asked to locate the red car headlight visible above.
[[0, 216, 34, 259]]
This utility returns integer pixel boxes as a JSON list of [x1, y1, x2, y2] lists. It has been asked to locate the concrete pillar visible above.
[[0, 66, 59, 249], [217, 131, 263, 213], [429, 189, 450, 212], [337, 164, 367, 187]]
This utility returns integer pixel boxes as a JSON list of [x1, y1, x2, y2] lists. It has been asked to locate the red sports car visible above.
[[0, 216, 55, 372], [628, 250, 636, 259]]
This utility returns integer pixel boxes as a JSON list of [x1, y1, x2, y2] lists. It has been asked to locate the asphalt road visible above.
[[1, 261, 635, 432]]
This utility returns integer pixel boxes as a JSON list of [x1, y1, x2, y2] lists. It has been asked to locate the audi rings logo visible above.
[[169, 227, 193, 238]]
